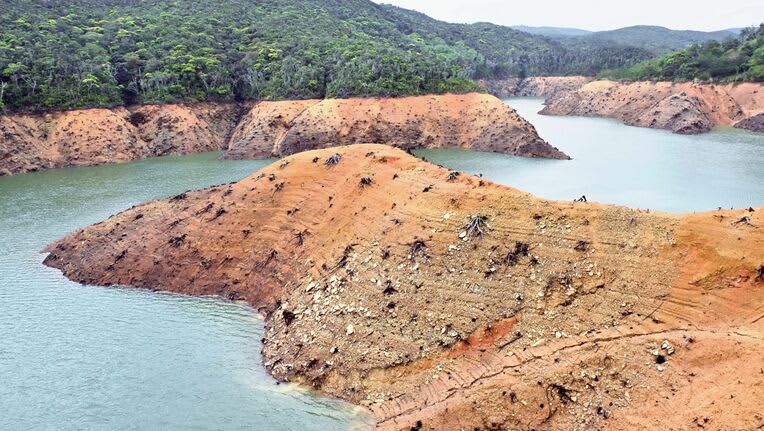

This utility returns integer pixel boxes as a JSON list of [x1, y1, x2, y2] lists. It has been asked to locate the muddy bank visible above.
[[542, 80, 764, 134], [482, 76, 594, 99], [0, 93, 566, 176], [44, 144, 763, 430]]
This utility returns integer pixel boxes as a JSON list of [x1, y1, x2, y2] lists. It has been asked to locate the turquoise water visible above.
[[416, 98, 764, 212], [0, 153, 373, 430]]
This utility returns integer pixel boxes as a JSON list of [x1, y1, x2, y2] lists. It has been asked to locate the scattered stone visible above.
[[661, 340, 675, 355]]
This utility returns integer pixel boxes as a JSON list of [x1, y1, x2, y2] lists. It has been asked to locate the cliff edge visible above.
[[43, 144, 763, 430]]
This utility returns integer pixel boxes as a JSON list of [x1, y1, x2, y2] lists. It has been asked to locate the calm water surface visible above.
[[0, 153, 373, 430], [417, 98, 764, 212]]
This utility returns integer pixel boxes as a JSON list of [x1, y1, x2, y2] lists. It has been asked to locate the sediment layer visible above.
[[541, 80, 764, 134], [44, 144, 764, 430], [0, 93, 566, 176]]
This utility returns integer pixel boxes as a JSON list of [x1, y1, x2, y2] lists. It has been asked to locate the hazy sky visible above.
[[373, 0, 763, 31]]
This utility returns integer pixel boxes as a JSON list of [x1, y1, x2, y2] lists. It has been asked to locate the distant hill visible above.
[[380, 5, 652, 78], [580, 25, 738, 54], [513, 24, 740, 55], [510, 25, 592, 37]]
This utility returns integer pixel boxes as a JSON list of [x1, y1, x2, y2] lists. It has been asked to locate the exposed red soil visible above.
[[43, 144, 763, 430], [542, 80, 764, 134], [225, 93, 565, 160], [0, 93, 566, 176], [0, 103, 243, 176]]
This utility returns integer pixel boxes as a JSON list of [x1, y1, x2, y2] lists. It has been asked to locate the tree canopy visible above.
[[603, 24, 764, 82], [0, 0, 655, 111]]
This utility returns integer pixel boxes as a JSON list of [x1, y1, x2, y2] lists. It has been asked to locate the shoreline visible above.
[[42, 144, 764, 430], [0, 93, 566, 177], [483, 77, 764, 134]]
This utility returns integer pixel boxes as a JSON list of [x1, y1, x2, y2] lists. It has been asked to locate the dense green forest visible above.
[[0, 0, 653, 111], [379, 6, 653, 79], [604, 25, 764, 82]]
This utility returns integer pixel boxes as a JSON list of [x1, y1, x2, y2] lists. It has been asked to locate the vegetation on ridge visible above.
[[603, 24, 764, 82]]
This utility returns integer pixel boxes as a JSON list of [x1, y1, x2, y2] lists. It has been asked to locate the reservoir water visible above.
[[417, 98, 764, 212], [0, 153, 373, 430], [1, 97, 762, 430]]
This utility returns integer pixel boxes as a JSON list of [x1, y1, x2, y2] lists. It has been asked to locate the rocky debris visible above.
[[542, 80, 764, 135], [42, 144, 764, 430]]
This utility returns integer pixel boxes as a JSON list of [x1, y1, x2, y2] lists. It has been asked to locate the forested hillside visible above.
[[0, 0, 652, 111], [605, 24, 764, 82], [380, 6, 652, 79]]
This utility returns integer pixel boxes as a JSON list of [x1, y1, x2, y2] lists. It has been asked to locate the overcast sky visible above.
[[374, 0, 763, 31]]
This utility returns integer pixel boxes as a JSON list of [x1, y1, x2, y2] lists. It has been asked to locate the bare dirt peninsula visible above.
[[0, 93, 565, 176], [44, 145, 763, 431], [542, 80, 764, 134], [226, 93, 562, 159]]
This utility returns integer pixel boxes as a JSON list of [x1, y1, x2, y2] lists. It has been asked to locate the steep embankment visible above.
[[227, 93, 563, 159], [482, 76, 594, 98], [0, 93, 566, 176], [0, 103, 245, 176], [542, 80, 764, 134], [44, 144, 764, 431]]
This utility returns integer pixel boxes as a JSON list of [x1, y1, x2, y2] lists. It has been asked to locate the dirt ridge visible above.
[[541, 80, 764, 134], [43, 144, 764, 430], [0, 93, 566, 176]]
